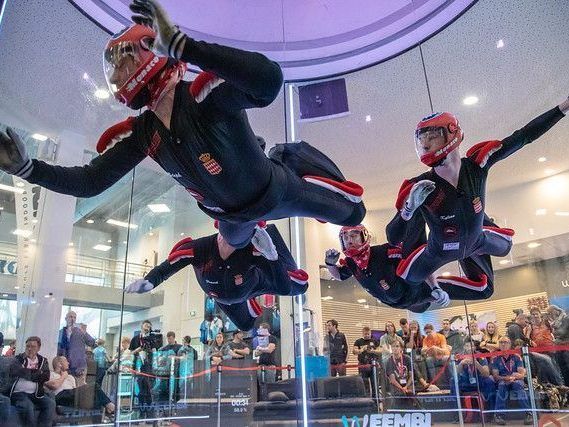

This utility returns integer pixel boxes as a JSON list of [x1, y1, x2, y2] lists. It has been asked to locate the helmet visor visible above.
[[103, 40, 151, 102], [340, 229, 363, 249], [414, 127, 445, 158]]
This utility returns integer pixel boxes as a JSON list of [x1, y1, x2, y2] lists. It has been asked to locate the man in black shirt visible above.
[[324, 319, 348, 376], [507, 313, 531, 346], [128, 320, 156, 418], [227, 331, 251, 360], [254, 323, 277, 383], [160, 331, 182, 354], [352, 326, 381, 397]]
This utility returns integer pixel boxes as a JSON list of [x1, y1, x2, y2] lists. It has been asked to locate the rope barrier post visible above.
[[261, 365, 266, 384], [408, 348, 416, 395], [522, 346, 538, 427], [371, 360, 380, 412], [450, 354, 464, 426], [169, 356, 175, 419], [287, 364, 292, 380], [216, 364, 222, 427]]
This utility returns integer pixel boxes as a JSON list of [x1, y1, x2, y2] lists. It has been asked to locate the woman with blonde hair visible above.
[[480, 322, 500, 353]]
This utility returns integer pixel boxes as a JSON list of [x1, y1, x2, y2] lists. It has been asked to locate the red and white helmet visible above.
[[414, 112, 464, 167], [339, 225, 370, 252], [103, 25, 185, 110]]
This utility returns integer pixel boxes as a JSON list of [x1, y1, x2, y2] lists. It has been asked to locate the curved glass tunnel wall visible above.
[[0, 0, 568, 426]]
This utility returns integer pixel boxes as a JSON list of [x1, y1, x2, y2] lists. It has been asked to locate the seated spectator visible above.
[[3, 340, 15, 357], [507, 313, 531, 347], [206, 332, 230, 366], [93, 338, 110, 386], [404, 320, 423, 352], [546, 305, 569, 385], [439, 319, 465, 354], [45, 356, 115, 418], [450, 340, 495, 409], [0, 393, 17, 426], [386, 341, 438, 409], [467, 320, 483, 351], [491, 337, 532, 425], [512, 339, 563, 386], [227, 330, 251, 360], [422, 324, 450, 384], [529, 307, 554, 348], [479, 322, 501, 353], [397, 318, 410, 341], [8, 336, 55, 427], [380, 321, 404, 365], [0, 357, 18, 426]]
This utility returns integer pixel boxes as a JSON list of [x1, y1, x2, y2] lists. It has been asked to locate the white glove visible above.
[[325, 249, 340, 266], [0, 128, 32, 178], [431, 287, 450, 307], [251, 226, 278, 261], [427, 384, 440, 392], [125, 278, 154, 294], [401, 180, 435, 220], [129, 0, 185, 59]]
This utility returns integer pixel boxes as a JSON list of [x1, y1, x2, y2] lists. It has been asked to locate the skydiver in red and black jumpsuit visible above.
[[0, 0, 365, 259], [387, 97, 569, 299], [125, 224, 308, 331], [324, 225, 450, 313]]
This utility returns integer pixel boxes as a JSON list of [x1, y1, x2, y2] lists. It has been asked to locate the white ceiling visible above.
[[0, 0, 568, 254]]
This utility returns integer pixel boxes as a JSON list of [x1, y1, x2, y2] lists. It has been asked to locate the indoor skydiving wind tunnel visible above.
[[0, 0, 568, 426]]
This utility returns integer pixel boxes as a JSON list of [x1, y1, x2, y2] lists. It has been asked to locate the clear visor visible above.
[[341, 230, 363, 248], [103, 41, 143, 96], [414, 127, 445, 155]]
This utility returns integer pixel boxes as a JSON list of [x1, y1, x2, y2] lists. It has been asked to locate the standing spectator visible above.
[[507, 313, 531, 346], [352, 326, 381, 397], [529, 308, 554, 348], [160, 331, 182, 353], [227, 330, 251, 360], [324, 319, 348, 377], [254, 323, 278, 383], [404, 320, 424, 352], [491, 337, 532, 425], [467, 321, 483, 350], [206, 332, 230, 366], [386, 341, 438, 409], [93, 339, 110, 387], [397, 318, 410, 341], [177, 336, 198, 400], [57, 311, 96, 386], [3, 341, 16, 357], [129, 320, 157, 419], [480, 322, 501, 353], [380, 321, 404, 365], [8, 336, 55, 427], [177, 336, 198, 361], [439, 319, 465, 354], [546, 305, 569, 385]]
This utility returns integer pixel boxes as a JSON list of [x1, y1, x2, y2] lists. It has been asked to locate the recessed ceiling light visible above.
[[180, 232, 185, 236], [538, 157, 547, 163], [357, 298, 367, 303], [44, 294, 51, 298], [321, 296, 333, 301], [148, 203, 171, 213], [496, 39, 505, 49], [0, 207, 4, 211], [15, 182, 25, 187], [14, 286, 19, 290], [499, 259, 511, 265], [529, 228, 535, 236], [535, 208, 547, 216], [0, 184, 24, 194], [31, 133, 48, 141], [123, 240, 127, 244], [527, 242, 541, 249], [148, 232, 154, 236], [86, 219, 95, 224], [94, 88, 110, 99], [363, 304, 370, 309], [68, 242, 74, 247], [1, 294, 7, 297], [12, 229, 32, 237], [555, 211, 569, 216], [107, 239, 112, 243], [462, 96, 479, 106], [31, 219, 37, 223], [441, 271, 451, 277], [30, 239, 36, 243], [93, 244, 112, 251], [106, 219, 138, 229], [82, 72, 89, 80], [545, 169, 556, 176], [365, 115, 372, 122]]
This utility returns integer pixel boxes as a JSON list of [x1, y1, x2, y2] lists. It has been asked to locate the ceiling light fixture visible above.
[[68, 242, 74, 247], [12, 229, 32, 237], [93, 244, 112, 251], [31, 133, 48, 141], [106, 219, 138, 229], [94, 88, 110, 99], [365, 115, 372, 122], [15, 182, 25, 187], [527, 242, 541, 249], [535, 208, 547, 216], [538, 157, 547, 163], [82, 72, 89, 80], [496, 39, 505, 49], [0, 184, 24, 194], [321, 296, 333, 301], [148, 203, 171, 213], [357, 298, 366, 303], [462, 95, 479, 106], [86, 219, 95, 224], [499, 259, 511, 265]]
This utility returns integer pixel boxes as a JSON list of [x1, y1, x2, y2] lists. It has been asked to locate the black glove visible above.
[[0, 128, 32, 178], [325, 249, 340, 266]]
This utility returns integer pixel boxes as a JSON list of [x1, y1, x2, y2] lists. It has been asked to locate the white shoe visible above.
[[251, 226, 278, 261]]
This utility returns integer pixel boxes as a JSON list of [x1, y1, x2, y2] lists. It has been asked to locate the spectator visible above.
[[422, 324, 449, 383], [227, 330, 251, 360], [480, 321, 501, 353], [352, 326, 381, 397], [397, 318, 410, 340], [324, 319, 348, 377], [177, 336, 198, 361], [4, 341, 16, 357], [386, 341, 438, 409], [512, 339, 563, 386], [129, 320, 157, 419], [45, 356, 115, 418], [8, 336, 55, 427], [491, 337, 532, 425], [206, 332, 230, 366], [546, 305, 569, 385], [439, 319, 465, 354], [467, 320, 483, 350], [93, 338, 110, 387], [108, 336, 133, 374], [160, 331, 182, 354], [177, 336, 197, 399], [507, 313, 531, 347], [0, 355, 18, 426], [57, 311, 96, 386], [450, 340, 495, 410], [404, 320, 423, 352], [0, 331, 3, 352], [380, 321, 404, 364], [254, 323, 278, 383], [529, 308, 554, 348]]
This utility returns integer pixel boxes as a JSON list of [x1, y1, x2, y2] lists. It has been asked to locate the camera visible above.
[[140, 329, 163, 351]]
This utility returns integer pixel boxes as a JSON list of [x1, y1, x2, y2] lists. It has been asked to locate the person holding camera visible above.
[[129, 320, 157, 419], [352, 326, 382, 397]]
